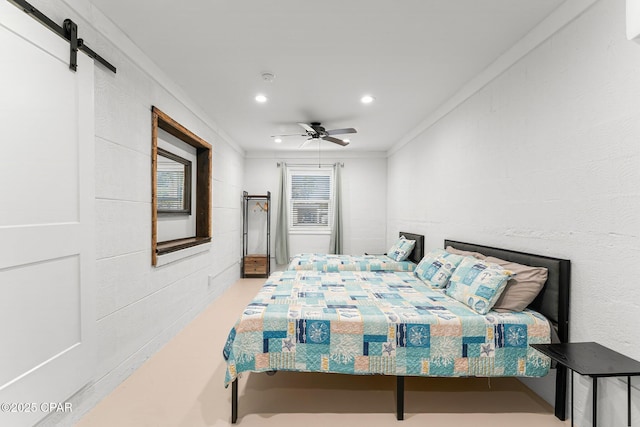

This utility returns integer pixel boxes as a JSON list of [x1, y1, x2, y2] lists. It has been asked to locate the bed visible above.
[[286, 231, 424, 272], [223, 240, 570, 423]]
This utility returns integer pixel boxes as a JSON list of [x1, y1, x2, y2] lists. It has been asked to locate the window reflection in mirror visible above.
[[157, 147, 191, 214]]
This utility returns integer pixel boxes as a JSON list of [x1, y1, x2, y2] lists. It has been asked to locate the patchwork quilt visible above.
[[223, 271, 550, 386], [287, 253, 416, 272]]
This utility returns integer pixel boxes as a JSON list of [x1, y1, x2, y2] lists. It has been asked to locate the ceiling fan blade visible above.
[[326, 127, 357, 136], [299, 138, 313, 149], [322, 136, 349, 146], [270, 133, 306, 138], [297, 123, 314, 133]]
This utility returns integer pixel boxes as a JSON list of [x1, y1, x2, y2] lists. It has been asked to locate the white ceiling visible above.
[[89, 0, 566, 153]]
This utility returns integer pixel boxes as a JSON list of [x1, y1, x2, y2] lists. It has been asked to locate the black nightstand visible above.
[[532, 342, 640, 427]]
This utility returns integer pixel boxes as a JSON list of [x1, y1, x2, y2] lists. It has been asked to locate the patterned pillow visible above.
[[414, 249, 464, 288], [446, 257, 513, 315], [386, 236, 416, 261]]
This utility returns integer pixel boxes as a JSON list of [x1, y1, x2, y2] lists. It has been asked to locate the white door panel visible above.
[[0, 256, 81, 387], [0, 224, 83, 270], [0, 2, 96, 426]]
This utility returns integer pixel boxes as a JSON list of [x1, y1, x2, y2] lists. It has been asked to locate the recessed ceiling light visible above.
[[361, 95, 374, 104], [274, 138, 282, 143], [255, 94, 267, 103]]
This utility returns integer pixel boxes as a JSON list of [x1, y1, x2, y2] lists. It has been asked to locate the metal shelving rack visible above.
[[242, 191, 271, 278]]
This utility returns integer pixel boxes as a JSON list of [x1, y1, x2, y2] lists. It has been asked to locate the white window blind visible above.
[[288, 168, 333, 231], [157, 167, 185, 210]]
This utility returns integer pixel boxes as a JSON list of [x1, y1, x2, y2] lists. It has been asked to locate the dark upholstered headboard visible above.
[[399, 232, 424, 264], [444, 240, 570, 344]]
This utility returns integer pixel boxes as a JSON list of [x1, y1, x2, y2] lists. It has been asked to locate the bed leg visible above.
[[396, 376, 405, 420], [231, 378, 238, 424], [555, 365, 567, 420]]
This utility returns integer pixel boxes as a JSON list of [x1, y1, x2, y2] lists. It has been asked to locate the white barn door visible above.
[[0, 3, 95, 426]]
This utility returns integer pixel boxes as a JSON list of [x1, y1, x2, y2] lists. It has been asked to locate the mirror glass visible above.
[[157, 147, 191, 214]]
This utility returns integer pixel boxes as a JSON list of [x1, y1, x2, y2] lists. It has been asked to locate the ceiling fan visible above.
[[272, 122, 357, 147]]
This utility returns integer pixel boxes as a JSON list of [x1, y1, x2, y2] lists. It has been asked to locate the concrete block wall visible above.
[[35, 0, 244, 425], [387, 0, 640, 425]]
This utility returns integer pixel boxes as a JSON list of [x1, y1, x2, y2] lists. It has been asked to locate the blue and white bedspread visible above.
[[223, 271, 550, 386], [287, 253, 416, 272]]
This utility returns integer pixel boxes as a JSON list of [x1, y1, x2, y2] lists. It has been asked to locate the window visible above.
[[151, 106, 212, 266], [288, 167, 333, 233]]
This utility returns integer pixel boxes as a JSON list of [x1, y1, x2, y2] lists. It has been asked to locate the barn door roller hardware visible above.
[[7, 0, 116, 73]]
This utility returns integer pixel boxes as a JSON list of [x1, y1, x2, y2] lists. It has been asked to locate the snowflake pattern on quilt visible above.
[[223, 270, 551, 386]]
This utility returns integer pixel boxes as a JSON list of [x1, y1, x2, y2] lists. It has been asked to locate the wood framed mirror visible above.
[[151, 106, 211, 265]]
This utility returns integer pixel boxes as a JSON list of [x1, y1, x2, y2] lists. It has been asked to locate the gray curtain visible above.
[[329, 163, 343, 254], [275, 163, 290, 264]]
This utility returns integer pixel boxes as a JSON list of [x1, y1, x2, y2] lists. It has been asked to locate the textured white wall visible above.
[[34, 1, 244, 425], [244, 151, 388, 265], [388, 0, 640, 424]]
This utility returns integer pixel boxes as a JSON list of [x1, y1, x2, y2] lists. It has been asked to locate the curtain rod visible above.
[[277, 162, 344, 167]]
